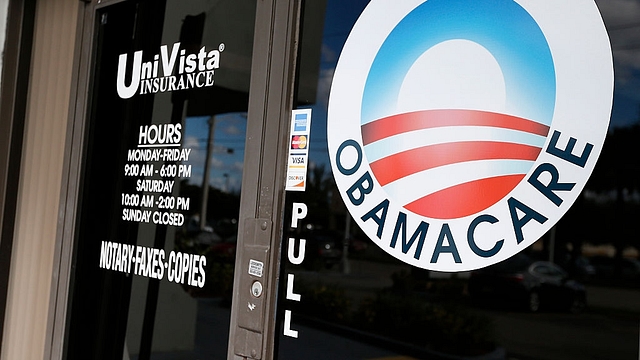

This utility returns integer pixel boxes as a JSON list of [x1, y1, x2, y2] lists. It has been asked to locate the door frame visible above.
[[227, 0, 300, 358], [45, 0, 300, 359]]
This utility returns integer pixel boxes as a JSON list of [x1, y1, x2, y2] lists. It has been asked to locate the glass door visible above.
[[274, 1, 640, 360], [64, 1, 256, 359]]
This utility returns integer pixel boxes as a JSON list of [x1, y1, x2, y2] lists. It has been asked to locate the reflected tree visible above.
[[555, 124, 639, 276]]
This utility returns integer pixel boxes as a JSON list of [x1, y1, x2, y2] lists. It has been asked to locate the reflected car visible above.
[[621, 258, 640, 281], [297, 230, 343, 270], [590, 256, 640, 282], [561, 255, 596, 281], [469, 254, 586, 313], [208, 233, 237, 263]]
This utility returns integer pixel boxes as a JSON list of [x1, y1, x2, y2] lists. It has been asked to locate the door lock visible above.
[[251, 281, 263, 298]]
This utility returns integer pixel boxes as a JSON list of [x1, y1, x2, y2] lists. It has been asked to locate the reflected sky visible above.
[[190, 0, 640, 191], [314, 0, 640, 129], [182, 114, 246, 192], [597, 0, 640, 128]]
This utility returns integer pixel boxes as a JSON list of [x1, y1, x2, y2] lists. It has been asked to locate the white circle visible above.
[[398, 40, 506, 114], [327, 0, 613, 272]]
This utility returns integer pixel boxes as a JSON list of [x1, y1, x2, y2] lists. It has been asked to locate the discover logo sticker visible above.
[[327, 0, 613, 271]]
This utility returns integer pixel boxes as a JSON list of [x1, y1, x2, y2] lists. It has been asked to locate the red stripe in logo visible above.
[[363, 109, 548, 219], [369, 141, 541, 186], [404, 174, 525, 219], [362, 109, 550, 145]]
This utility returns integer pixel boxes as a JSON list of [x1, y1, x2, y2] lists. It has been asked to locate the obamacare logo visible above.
[[327, 0, 613, 271]]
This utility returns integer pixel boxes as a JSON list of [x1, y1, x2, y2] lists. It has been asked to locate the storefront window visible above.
[[64, 1, 255, 359], [276, 1, 639, 359], [61, 0, 638, 358]]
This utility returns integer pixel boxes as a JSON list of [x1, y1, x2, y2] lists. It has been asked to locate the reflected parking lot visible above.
[[282, 256, 640, 360]]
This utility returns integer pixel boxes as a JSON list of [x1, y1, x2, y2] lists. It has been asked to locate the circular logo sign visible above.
[[327, 0, 613, 271]]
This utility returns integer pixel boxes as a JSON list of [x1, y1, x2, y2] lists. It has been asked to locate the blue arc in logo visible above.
[[361, 0, 556, 126]]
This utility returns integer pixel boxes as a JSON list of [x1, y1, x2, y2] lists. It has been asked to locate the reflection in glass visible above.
[[276, 1, 640, 359], [65, 1, 255, 359]]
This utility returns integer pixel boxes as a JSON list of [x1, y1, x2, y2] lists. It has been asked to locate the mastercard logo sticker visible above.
[[291, 135, 308, 150], [327, 0, 613, 271]]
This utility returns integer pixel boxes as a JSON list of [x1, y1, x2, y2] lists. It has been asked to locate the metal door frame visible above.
[[227, 0, 300, 358], [45, 0, 300, 359]]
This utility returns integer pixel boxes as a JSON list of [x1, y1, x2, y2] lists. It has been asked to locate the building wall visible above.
[[0, 0, 79, 359]]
